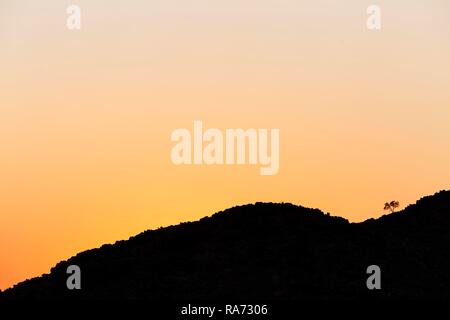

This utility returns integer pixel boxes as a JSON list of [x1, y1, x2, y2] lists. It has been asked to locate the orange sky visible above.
[[1, 0, 450, 290]]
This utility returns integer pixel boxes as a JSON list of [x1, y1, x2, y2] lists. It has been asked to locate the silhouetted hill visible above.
[[1, 190, 450, 300]]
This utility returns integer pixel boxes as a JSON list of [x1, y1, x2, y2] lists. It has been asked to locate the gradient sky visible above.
[[1, 0, 450, 290]]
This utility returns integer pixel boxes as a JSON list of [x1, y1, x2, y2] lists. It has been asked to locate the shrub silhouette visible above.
[[384, 200, 399, 213]]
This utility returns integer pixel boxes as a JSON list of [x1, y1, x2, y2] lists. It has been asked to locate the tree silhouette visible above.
[[384, 200, 400, 213]]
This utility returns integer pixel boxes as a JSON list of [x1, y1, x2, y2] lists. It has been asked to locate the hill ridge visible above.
[[1, 190, 450, 299]]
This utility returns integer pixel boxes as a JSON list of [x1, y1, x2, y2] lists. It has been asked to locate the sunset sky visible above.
[[1, 0, 449, 290]]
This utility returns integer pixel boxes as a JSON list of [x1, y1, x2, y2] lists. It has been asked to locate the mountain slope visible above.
[[1, 191, 450, 300]]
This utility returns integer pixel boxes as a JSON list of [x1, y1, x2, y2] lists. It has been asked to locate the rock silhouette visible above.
[[1, 190, 450, 300]]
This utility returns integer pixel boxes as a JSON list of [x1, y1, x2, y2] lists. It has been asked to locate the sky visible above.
[[1, 0, 450, 290]]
